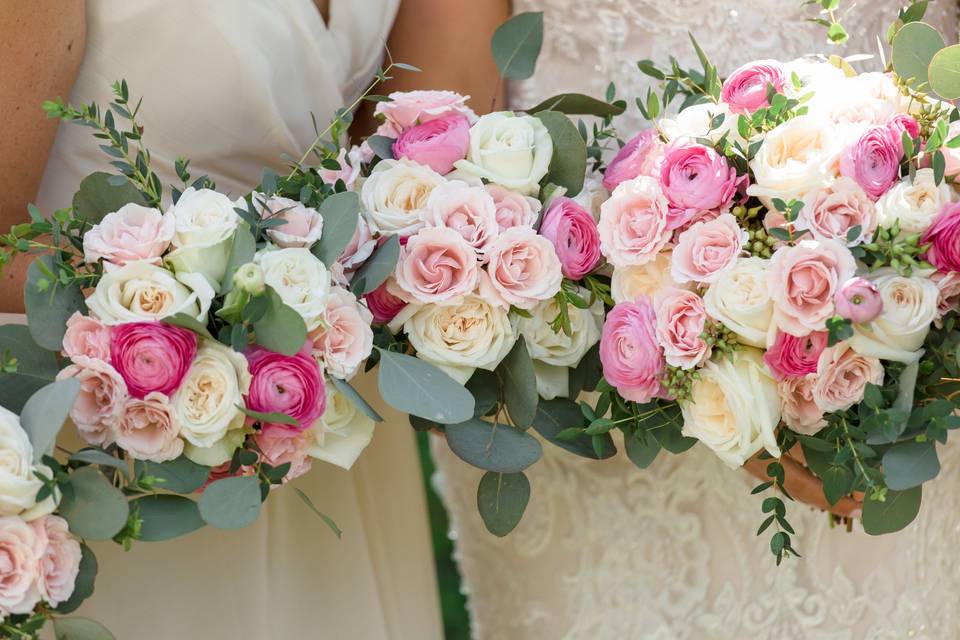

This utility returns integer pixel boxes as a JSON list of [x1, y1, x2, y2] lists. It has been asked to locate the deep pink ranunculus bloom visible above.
[[839, 125, 902, 200], [110, 322, 197, 399], [245, 345, 326, 436], [538, 197, 601, 279], [721, 60, 786, 113], [763, 331, 828, 381], [392, 114, 470, 175], [599, 299, 666, 403]]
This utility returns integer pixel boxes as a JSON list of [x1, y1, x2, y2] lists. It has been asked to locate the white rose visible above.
[[703, 256, 774, 348], [661, 102, 744, 146], [454, 112, 552, 196], [808, 72, 899, 127], [681, 349, 781, 467], [360, 159, 445, 237], [611, 252, 680, 304], [85, 261, 214, 325], [306, 385, 375, 470], [184, 427, 247, 467], [518, 293, 603, 400], [877, 169, 956, 235], [400, 295, 516, 383], [173, 341, 251, 449], [0, 406, 52, 519], [848, 270, 939, 363], [747, 115, 841, 207], [164, 187, 240, 292], [783, 58, 847, 102], [255, 247, 330, 330]]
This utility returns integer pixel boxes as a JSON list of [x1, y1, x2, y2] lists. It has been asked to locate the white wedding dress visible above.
[[431, 2, 960, 639], [18, 1, 443, 638]]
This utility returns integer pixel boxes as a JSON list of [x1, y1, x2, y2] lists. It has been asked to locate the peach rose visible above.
[[253, 429, 312, 484], [32, 515, 81, 607], [653, 288, 711, 369], [394, 227, 479, 304], [798, 177, 877, 246], [83, 203, 174, 267], [114, 392, 183, 462], [611, 252, 681, 304], [0, 517, 42, 616], [812, 343, 884, 412], [671, 213, 746, 284], [256, 195, 323, 249], [422, 181, 500, 254], [57, 356, 127, 446], [598, 176, 671, 268], [310, 287, 374, 381], [62, 312, 111, 362], [779, 374, 826, 435], [485, 184, 540, 231], [484, 227, 563, 309]]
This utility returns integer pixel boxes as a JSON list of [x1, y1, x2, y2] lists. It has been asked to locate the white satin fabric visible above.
[[431, 2, 960, 639], [28, 1, 443, 638]]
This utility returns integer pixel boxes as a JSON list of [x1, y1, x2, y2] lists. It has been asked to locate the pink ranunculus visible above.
[[932, 271, 960, 324], [422, 181, 500, 253], [598, 176, 671, 268], [763, 331, 828, 381], [670, 213, 747, 284], [256, 195, 323, 249], [538, 197, 601, 279], [922, 202, 960, 273], [392, 114, 470, 175], [82, 203, 174, 267], [797, 177, 877, 246], [254, 429, 312, 484], [599, 299, 666, 403], [337, 216, 377, 273], [110, 322, 197, 399], [62, 312, 111, 362], [32, 515, 80, 607], [375, 90, 477, 137], [813, 343, 884, 412], [767, 239, 857, 336], [310, 287, 373, 381], [245, 345, 326, 436], [114, 392, 183, 462], [0, 517, 43, 617], [779, 374, 826, 435], [56, 356, 127, 446], [653, 288, 711, 369], [317, 146, 364, 189], [364, 278, 407, 325], [839, 125, 902, 199], [887, 114, 920, 141], [394, 226, 479, 304], [942, 121, 960, 180], [721, 60, 786, 114], [484, 227, 563, 309], [602, 130, 665, 191], [485, 184, 540, 231], [835, 276, 883, 324], [659, 143, 739, 222]]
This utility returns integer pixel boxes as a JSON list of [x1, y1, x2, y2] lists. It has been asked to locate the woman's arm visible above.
[[0, 2, 86, 313]]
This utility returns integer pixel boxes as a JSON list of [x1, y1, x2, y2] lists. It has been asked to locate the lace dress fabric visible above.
[[430, 2, 960, 638]]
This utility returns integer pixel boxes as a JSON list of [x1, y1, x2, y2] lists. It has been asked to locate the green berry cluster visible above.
[[860, 220, 931, 276], [662, 365, 700, 402], [703, 320, 741, 359]]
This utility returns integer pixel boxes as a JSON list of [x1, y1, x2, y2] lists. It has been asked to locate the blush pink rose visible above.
[[256, 195, 323, 249], [57, 356, 127, 446], [337, 216, 377, 272], [653, 288, 711, 369], [538, 197, 601, 279], [598, 176, 671, 268], [778, 374, 826, 435], [32, 515, 81, 607], [485, 184, 540, 231], [364, 279, 408, 325], [310, 287, 374, 380], [62, 312, 111, 362], [798, 177, 877, 246], [110, 322, 197, 399], [484, 227, 563, 309], [721, 60, 786, 113], [813, 343, 883, 412], [599, 299, 666, 403], [839, 125, 902, 199], [0, 517, 43, 616], [394, 226, 479, 304], [82, 203, 174, 267], [763, 331, 828, 381], [659, 143, 739, 221], [602, 130, 665, 191], [422, 181, 500, 253], [318, 146, 364, 189], [254, 429, 312, 484], [767, 239, 857, 336], [670, 213, 747, 284], [887, 114, 920, 141], [393, 114, 470, 175], [114, 392, 183, 462], [922, 202, 960, 273], [835, 276, 883, 324], [932, 271, 960, 324], [375, 90, 477, 137], [941, 121, 960, 180], [245, 345, 326, 436]]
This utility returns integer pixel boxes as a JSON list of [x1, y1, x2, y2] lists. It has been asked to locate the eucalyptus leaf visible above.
[[366, 135, 395, 160], [20, 379, 81, 463], [891, 21, 945, 89], [238, 406, 299, 427], [353, 235, 400, 295], [72, 171, 147, 224], [624, 433, 661, 469], [59, 467, 130, 540], [929, 44, 960, 99], [376, 349, 474, 423], [313, 192, 361, 267], [69, 449, 128, 474], [253, 286, 308, 356], [24, 256, 87, 350], [0, 324, 58, 413], [163, 313, 214, 340], [822, 465, 855, 505], [445, 418, 542, 473], [134, 494, 205, 541], [221, 226, 256, 293], [54, 544, 97, 614], [530, 398, 615, 459], [198, 475, 263, 530], [465, 370, 498, 418], [862, 485, 922, 535], [882, 440, 940, 490], [523, 93, 625, 117], [135, 456, 210, 494], [534, 111, 587, 196], [477, 471, 530, 536], [293, 487, 342, 538], [330, 377, 383, 422], [490, 12, 544, 80], [499, 338, 538, 428], [53, 617, 116, 640]]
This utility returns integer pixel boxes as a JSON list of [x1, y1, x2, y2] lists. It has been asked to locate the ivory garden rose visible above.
[[702, 256, 773, 348], [164, 187, 241, 291], [0, 407, 53, 519], [361, 159, 445, 237], [85, 262, 214, 325], [454, 112, 552, 196], [255, 247, 331, 330], [877, 169, 955, 234], [748, 115, 840, 206], [848, 271, 939, 362], [307, 386, 376, 470], [611, 252, 680, 305]]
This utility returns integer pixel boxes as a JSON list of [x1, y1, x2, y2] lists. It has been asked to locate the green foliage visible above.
[[252, 286, 308, 356], [929, 45, 960, 99], [624, 430, 661, 469], [534, 111, 587, 196], [198, 475, 263, 530], [351, 235, 400, 295], [523, 93, 625, 117], [58, 467, 130, 540], [72, 171, 147, 225], [54, 544, 97, 614], [0, 325, 59, 413], [330, 377, 383, 422], [52, 616, 115, 640], [490, 12, 544, 80], [445, 418, 542, 473], [20, 379, 80, 463], [862, 486, 923, 535], [24, 256, 88, 350], [882, 441, 940, 490], [530, 398, 616, 459], [477, 472, 530, 536], [825, 315, 854, 347], [498, 338, 538, 428], [752, 461, 801, 565], [220, 227, 257, 294], [133, 494, 205, 541], [376, 349, 475, 424], [293, 487, 342, 538], [135, 455, 210, 494], [365, 135, 395, 160], [465, 370, 498, 419], [312, 192, 360, 267], [891, 21, 945, 90]]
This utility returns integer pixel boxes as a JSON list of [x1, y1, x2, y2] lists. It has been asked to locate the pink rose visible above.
[[110, 322, 197, 399], [57, 356, 127, 446], [485, 184, 540, 231], [839, 126, 902, 199], [659, 143, 739, 221], [670, 213, 746, 284], [598, 176, 671, 268], [484, 227, 563, 309], [768, 240, 857, 336], [941, 121, 960, 180], [922, 202, 960, 273], [779, 374, 826, 435], [62, 312, 111, 362], [364, 279, 408, 325], [763, 331, 828, 381], [602, 130, 664, 191], [721, 60, 786, 113], [813, 343, 883, 412], [0, 517, 42, 616], [32, 515, 80, 607], [887, 114, 920, 141], [337, 216, 377, 272], [82, 203, 174, 266], [653, 288, 711, 369], [422, 181, 500, 253], [392, 114, 470, 175], [798, 177, 877, 246], [115, 392, 183, 462], [318, 146, 364, 189], [932, 271, 960, 324], [394, 226, 480, 304], [310, 287, 373, 380], [254, 429, 312, 484], [245, 345, 326, 436], [599, 299, 666, 403], [256, 195, 323, 249], [375, 90, 477, 137], [538, 197, 601, 279], [835, 277, 883, 324]]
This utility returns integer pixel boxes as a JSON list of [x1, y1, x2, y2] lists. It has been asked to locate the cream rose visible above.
[[454, 112, 553, 196], [360, 159, 445, 237], [164, 187, 240, 292], [85, 261, 214, 325], [813, 343, 884, 412], [876, 169, 956, 235], [610, 252, 680, 304], [848, 270, 939, 363], [255, 247, 331, 331], [306, 385, 376, 470], [0, 406, 52, 519], [779, 374, 826, 435], [703, 256, 774, 348], [114, 392, 183, 462], [748, 115, 841, 206]]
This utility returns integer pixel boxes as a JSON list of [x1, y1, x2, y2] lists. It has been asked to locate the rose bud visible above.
[[234, 263, 266, 296]]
